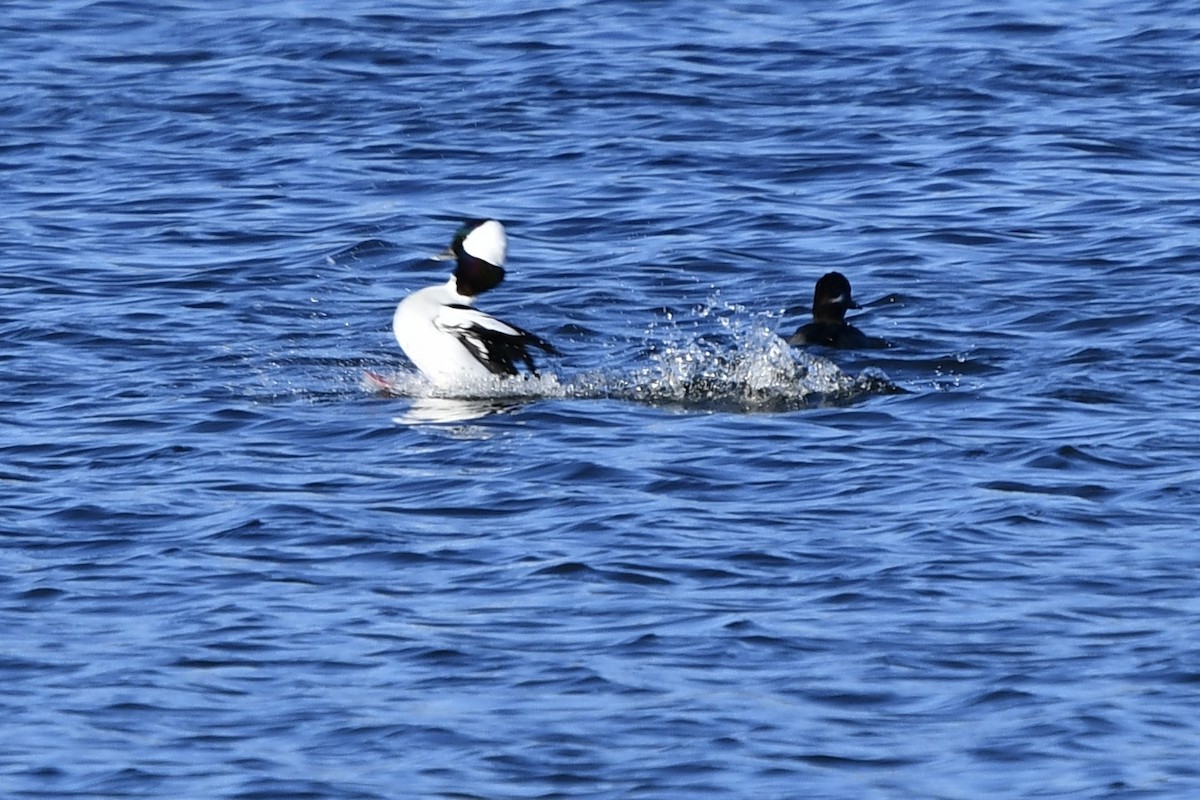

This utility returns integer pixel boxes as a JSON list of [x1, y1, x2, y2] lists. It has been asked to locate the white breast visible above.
[[392, 280, 497, 386]]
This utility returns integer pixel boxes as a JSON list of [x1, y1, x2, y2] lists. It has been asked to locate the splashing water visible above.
[[367, 301, 902, 419], [587, 303, 898, 412]]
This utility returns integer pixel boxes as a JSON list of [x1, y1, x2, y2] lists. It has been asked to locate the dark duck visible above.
[[788, 271, 888, 349]]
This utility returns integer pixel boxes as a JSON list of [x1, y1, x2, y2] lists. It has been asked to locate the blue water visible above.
[[4, 1, 1200, 797]]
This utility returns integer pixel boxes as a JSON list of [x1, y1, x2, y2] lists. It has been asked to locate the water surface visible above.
[[4, 1, 1200, 797]]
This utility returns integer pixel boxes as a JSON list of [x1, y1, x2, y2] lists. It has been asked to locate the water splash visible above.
[[576, 302, 899, 412], [368, 299, 902, 419], [363, 367, 564, 424], [363, 368, 565, 401]]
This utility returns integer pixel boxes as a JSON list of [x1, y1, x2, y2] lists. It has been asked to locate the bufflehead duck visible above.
[[788, 271, 888, 349], [393, 219, 557, 385]]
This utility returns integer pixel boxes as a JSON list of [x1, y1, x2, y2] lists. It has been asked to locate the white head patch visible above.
[[462, 220, 507, 267]]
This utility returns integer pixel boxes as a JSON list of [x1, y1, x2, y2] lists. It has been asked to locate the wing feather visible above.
[[435, 304, 557, 376]]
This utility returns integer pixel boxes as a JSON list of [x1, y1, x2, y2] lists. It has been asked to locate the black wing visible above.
[[436, 304, 558, 376]]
